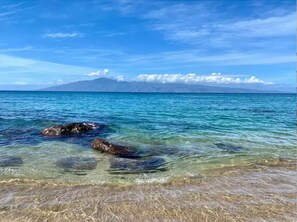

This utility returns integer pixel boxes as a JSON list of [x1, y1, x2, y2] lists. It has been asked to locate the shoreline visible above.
[[0, 161, 296, 222]]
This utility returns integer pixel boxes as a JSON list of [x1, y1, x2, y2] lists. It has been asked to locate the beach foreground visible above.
[[1, 160, 296, 222], [0, 92, 296, 221]]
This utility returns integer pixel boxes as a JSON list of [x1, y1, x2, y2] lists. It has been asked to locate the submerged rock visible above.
[[0, 156, 23, 167], [56, 156, 97, 171], [42, 122, 98, 136], [92, 138, 140, 158], [109, 157, 167, 174], [215, 143, 243, 152], [250, 108, 276, 113], [0, 128, 41, 146]]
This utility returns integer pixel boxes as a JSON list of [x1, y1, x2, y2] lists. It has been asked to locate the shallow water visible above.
[[0, 92, 296, 184]]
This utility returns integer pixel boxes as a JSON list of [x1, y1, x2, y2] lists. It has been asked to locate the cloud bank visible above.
[[84, 69, 109, 77], [135, 73, 273, 85]]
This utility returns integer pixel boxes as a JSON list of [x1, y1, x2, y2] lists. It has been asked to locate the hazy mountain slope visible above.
[[40, 78, 269, 93]]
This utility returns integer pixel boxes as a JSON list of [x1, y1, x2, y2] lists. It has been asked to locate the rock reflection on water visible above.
[[0, 163, 296, 222]]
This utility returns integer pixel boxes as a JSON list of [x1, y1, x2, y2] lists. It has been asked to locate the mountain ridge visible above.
[[39, 77, 289, 93]]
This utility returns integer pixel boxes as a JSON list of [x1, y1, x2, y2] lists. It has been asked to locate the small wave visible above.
[[135, 177, 169, 184]]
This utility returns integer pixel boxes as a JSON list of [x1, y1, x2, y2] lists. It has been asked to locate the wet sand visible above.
[[0, 160, 296, 222]]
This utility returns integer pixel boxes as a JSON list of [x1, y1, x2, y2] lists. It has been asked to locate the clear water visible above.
[[0, 92, 296, 184]]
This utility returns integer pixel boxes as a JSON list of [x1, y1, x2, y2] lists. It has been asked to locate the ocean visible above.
[[0, 91, 295, 184], [0, 91, 296, 221]]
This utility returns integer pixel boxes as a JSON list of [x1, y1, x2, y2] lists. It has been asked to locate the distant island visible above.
[[40, 77, 293, 93]]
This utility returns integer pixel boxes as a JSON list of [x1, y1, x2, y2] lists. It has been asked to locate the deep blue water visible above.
[[0, 92, 296, 184]]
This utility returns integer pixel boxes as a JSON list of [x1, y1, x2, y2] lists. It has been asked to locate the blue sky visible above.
[[0, 0, 295, 89]]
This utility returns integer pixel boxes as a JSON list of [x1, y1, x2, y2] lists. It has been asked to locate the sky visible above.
[[0, 0, 295, 90]]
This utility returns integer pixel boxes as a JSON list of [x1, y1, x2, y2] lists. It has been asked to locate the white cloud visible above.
[[0, 81, 29, 85], [84, 69, 109, 77], [0, 46, 32, 53], [136, 73, 273, 85], [0, 2, 32, 23], [219, 12, 295, 38], [102, 31, 134, 38], [137, 2, 295, 53], [123, 50, 295, 66], [43, 32, 83, 38], [0, 54, 96, 84]]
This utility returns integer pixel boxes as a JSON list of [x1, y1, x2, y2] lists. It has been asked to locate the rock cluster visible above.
[[40, 122, 167, 174], [2, 122, 245, 175], [91, 138, 167, 173], [41, 122, 97, 136]]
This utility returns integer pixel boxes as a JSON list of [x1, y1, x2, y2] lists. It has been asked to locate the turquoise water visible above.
[[0, 92, 296, 184]]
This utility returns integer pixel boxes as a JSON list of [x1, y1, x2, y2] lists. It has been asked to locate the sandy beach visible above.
[[1, 160, 296, 222]]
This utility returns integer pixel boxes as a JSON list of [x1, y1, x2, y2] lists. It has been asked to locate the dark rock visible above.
[[0, 156, 23, 167], [56, 156, 97, 171], [215, 143, 243, 152], [92, 138, 140, 158], [42, 122, 98, 136], [41, 124, 110, 148], [109, 157, 167, 174]]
